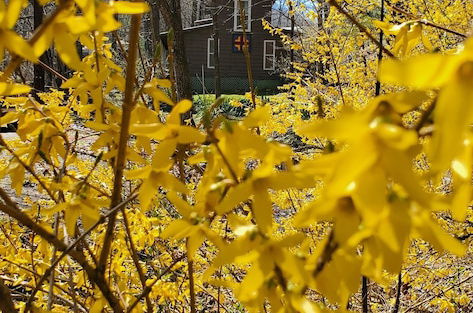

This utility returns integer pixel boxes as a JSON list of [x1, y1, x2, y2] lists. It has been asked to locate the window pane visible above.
[[208, 39, 215, 68], [265, 56, 274, 69], [197, 0, 211, 20], [264, 41, 275, 70]]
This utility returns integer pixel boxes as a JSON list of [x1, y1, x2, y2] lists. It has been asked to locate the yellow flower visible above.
[[379, 38, 473, 172]]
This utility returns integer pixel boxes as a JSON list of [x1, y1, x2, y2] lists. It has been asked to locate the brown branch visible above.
[[1, 275, 87, 313], [405, 275, 473, 312], [327, 0, 395, 58], [98, 11, 142, 271], [47, 214, 60, 310], [313, 229, 338, 277], [0, 278, 18, 313], [415, 98, 436, 131], [187, 256, 197, 313], [375, 0, 385, 96], [0, 135, 58, 203], [0, 187, 124, 312], [392, 272, 402, 313], [167, 31, 178, 102], [38, 60, 67, 82], [0, 224, 18, 253], [418, 19, 467, 38], [212, 138, 239, 183], [65, 173, 111, 198], [24, 193, 137, 312], [121, 209, 153, 312], [125, 255, 185, 313], [0, 257, 84, 308], [196, 282, 232, 313], [386, 2, 467, 38], [321, 28, 346, 105], [112, 31, 151, 107], [0, 0, 74, 81], [176, 146, 196, 313]]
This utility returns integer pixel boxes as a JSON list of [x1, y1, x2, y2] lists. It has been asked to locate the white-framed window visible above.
[[207, 38, 220, 69], [234, 0, 251, 32], [263, 40, 276, 70]]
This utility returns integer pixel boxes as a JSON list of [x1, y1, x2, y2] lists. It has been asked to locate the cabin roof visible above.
[[159, 23, 213, 38]]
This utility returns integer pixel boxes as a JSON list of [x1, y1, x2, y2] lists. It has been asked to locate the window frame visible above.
[[207, 38, 220, 69], [263, 40, 276, 70], [234, 0, 252, 32]]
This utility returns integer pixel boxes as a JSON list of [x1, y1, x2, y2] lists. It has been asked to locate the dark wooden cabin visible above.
[[162, 0, 286, 94]]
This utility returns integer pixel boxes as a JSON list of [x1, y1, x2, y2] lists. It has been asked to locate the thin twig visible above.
[[0, 186, 125, 313], [392, 272, 402, 313], [39, 59, 67, 82], [47, 213, 60, 310], [121, 209, 153, 312], [386, 2, 468, 38], [0, 135, 58, 202], [24, 193, 137, 313], [321, 28, 346, 105], [328, 0, 395, 58], [0, 257, 79, 304], [126, 255, 185, 313], [375, 0, 385, 96], [1, 275, 88, 313], [0, 0, 73, 81], [405, 275, 473, 312]]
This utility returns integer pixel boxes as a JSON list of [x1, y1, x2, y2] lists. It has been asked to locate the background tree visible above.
[[32, 0, 45, 91], [153, 0, 193, 101]]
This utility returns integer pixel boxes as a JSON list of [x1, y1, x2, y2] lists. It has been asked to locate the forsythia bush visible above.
[[0, 0, 472, 312]]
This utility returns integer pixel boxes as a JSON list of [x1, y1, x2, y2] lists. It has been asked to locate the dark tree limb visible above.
[[0, 278, 17, 313], [362, 276, 369, 313], [392, 272, 402, 313]]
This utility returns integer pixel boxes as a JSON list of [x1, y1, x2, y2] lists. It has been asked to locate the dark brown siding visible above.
[[184, 0, 283, 82]]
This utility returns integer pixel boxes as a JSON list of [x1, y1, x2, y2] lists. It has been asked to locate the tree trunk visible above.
[[170, 0, 192, 101], [33, 0, 45, 91], [155, 0, 192, 101], [212, 11, 221, 98], [150, 0, 161, 43], [289, 2, 294, 73], [172, 24, 192, 101]]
